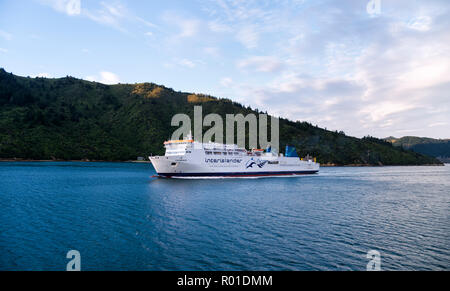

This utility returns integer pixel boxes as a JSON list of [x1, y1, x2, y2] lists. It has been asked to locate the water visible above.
[[0, 162, 449, 271]]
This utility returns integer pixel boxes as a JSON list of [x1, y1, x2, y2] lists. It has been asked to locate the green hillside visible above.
[[386, 136, 450, 161], [0, 68, 442, 165]]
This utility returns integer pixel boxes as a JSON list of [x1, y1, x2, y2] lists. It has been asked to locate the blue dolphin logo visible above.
[[246, 158, 268, 169]]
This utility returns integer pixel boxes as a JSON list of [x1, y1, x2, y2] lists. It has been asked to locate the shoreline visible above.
[[0, 159, 445, 166], [320, 162, 445, 167], [0, 158, 151, 163]]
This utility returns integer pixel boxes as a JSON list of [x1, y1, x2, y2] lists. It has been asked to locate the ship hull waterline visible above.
[[152, 170, 319, 179]]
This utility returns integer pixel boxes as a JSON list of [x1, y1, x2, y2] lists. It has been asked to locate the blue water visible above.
[[0, 162, 449, 271]]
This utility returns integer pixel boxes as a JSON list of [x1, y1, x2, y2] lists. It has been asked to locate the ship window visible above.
[[268, 161, 279, 164], [171, 162, 177, 166], [223, 152, 227, 155], [213, 152, 222, 155], [205, 151, 212, 155]]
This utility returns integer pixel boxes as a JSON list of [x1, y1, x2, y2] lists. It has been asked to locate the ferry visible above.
[[149, 134, 319, 179]]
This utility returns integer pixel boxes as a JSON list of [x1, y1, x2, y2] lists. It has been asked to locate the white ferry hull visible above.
[[150, 155, 319, 178], [150, 134, 319, 179]]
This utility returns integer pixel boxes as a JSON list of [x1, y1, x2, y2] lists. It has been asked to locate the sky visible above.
[[0, 0, 449, 139]]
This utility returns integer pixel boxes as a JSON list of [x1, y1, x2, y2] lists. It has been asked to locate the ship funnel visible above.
[[285, 145, 299, 157]]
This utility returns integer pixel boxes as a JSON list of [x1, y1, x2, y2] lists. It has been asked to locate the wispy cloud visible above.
[[178, 59, 196, 68], [178, 19, 200, 38], [135, 16, 158, 29], [237, 56, 283, 73], [0, 29, 12, 40], [204, 47, 220, 57], [208, 21, 232, 33], [236, 26, 259, 49], [161, 12, 200, 40], [85, 71, 120, 84], [163, 58, 205, 70], [406, 16, 432, 31], [429, 122, 447, 128], [40, 0, 81, 16], [202, 0, 304, 49], [83, 2, 127, 31], [39, 0, 158, 33], [220, 77, 233, 87]]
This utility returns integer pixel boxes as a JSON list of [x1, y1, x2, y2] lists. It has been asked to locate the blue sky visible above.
[[1, 0, 449, 138]]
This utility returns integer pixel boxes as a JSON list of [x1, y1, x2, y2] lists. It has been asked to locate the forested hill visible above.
[[0, 68, 442, 165], [386, 136, 450, 162]]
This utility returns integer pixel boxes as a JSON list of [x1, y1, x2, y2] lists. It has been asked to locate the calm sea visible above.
[[0, 162, 449, 270]]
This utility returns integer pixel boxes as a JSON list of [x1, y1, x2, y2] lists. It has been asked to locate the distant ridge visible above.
[[0, 68, 442, 165], [385, 136, 450, 163]]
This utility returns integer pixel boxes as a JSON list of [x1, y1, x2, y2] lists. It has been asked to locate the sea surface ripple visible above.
[[0, 162, 449, 270]]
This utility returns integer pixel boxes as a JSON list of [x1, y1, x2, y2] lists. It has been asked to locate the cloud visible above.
[[405, 16, 432, 32], [237, 56, 283, 73], [39, 0, 158, 33], [160, 12, 202, 45], [40, 0, 81, 16], [178, 19, 200, 38], [65, 0, 81, 15], [84, 2, 159, 33], [135, 16, 158, 28], [236, 26, 259, 49], [208, 21, 232, 33], [178, 59, 196, 68], [359, 101, 418, 123], [203, 0, 304, 49], [163, 58, 201, 69], [40, 0, 124, 28], [220, 77, 233, 87], [0, 29, 12, 40], [0, 48, 8, 53], [208, 0, 450, 138], [83, 2, 126, 31], [204, 47, 220, 57], [85, 71, 120, 84], [429, 122, 447, 128]]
